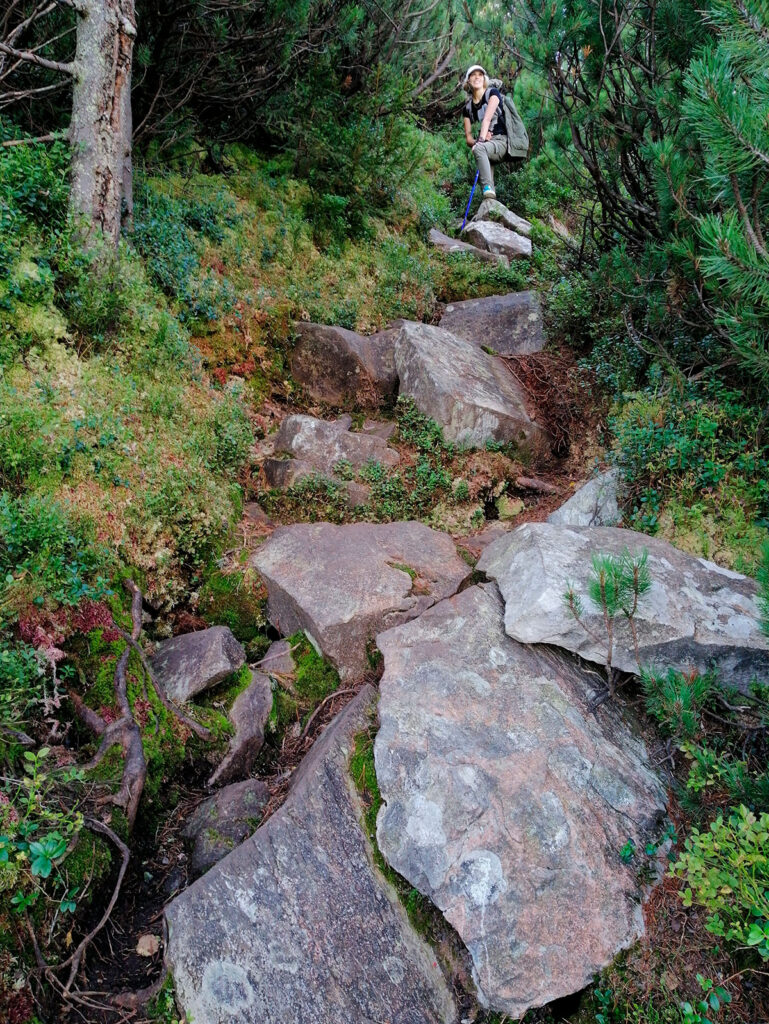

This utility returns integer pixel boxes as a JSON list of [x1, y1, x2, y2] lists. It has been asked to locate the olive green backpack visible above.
[[486, 80, 529, 159]]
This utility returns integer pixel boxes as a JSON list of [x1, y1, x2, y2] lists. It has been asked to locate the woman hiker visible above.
[[463, 64, 524, 201], [463, 65, 506, 200]]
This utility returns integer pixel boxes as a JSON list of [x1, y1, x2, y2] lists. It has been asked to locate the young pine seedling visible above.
[[563, 548, 651, 701]]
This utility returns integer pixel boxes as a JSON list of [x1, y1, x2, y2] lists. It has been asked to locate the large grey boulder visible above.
[[473, 198, 532, 237], [291, 323, 398, 407], [547, 469, 621, 527], [463, 221, 532, 259], [183, 779, 270, 877], [208, 671, 273, 788], [273, 414, 399, 470], [251, 521, 470, 680], [428, 228, 509, 266], [478, 523, 769, 693], [166, 687, 458, 1024], [151, 627, 246, 703], [394, 321, 546, 451], [440, 291, 546, 356], [375, 584, 666, 1018]]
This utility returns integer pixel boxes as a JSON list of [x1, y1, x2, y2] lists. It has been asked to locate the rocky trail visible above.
[[76, 202, 768, 1024]]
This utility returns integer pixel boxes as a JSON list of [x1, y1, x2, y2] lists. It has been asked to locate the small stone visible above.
[[262, 457, 328, 490], [547, 470, 621, 527], [463, 221, 532, 259], [273, 414, 399, 469], [259, 639, 296, 679], [472, 198, 532, 236], [478, 522, 769, 694], [136, 934, 161, 957], [251, 521, 470, 680], [151, 627, 245, 703], [208, 671, 273, 788], [183, 779, 270, 877], [428, 227, 509, 266], [394, 321, 546, 451], [290, 323, 398, 407], [375, 584, 665, 1017], [166, 688, 458, 1024]]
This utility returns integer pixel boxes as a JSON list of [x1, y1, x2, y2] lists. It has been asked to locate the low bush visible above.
[[132, 173, 238, 323], [0, 493, 112, 617], [0, 636, 45, 729], [672, 805, 769, 960], [642, 668, 716, 740]]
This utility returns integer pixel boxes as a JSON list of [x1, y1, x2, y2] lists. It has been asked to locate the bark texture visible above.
[[69, 0, 136, 249]]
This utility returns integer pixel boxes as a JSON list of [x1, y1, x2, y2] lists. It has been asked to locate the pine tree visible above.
[[653, 0, 769, 382]]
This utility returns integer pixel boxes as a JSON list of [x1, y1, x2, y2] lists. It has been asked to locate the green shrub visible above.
[[132, 175, 238, 323], [0, 388, 53, 490], [682, 744, 769, 815], [0, 637, 44, 728], [610, 381, 769, 542], [545, 272, 596, 343], [435, 252, 528, 304], [142, 466, 240, 566], [672, 805, 769, 959], [0, 747, 85, 917], [0, 493, 112, 616], [52, 231, 128, 342], [207, 394, 253, 472], [0, 120, 69, 274], [642, 668, 716, 739], [759, 541, 769, 636]]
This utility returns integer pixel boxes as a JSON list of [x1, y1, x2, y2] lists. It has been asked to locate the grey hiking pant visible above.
[[473, 136, 508, 189]]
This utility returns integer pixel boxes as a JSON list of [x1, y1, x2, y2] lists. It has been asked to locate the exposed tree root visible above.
[[112, 970, 168, 1010], [55, 580, 213, 1006], [69, 580, 147, 828], [68, 579, 211, 830], [55, 818, 131, 997]]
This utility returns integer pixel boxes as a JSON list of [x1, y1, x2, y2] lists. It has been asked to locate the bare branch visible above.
[[0, 40, 74, 75]]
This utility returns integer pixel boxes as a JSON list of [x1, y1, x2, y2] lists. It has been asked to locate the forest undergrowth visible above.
[[2, 1, 769, 1016]]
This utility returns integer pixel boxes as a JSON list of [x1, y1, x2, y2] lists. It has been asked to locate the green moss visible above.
[[203, 828, 235, 850], [266, 632, 340, 737], [291, 632, 339, 704], [349, 727, 437, 941], [387, 562, 416, 581], [146, 974, 183, 1023], [198, 568, 269, 650], [63, 829, 113, 894], [196, 662, 253, 715]]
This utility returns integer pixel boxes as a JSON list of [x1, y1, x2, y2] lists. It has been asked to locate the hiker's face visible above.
[[469, 71, 484, 89]]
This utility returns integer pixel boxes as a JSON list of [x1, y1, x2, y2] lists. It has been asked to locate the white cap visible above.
[[463, 64, 488, 86]]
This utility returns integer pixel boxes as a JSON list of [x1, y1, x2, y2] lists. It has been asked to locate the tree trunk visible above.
[[69, 0, 136, 251], [120, 0, 135, 233]]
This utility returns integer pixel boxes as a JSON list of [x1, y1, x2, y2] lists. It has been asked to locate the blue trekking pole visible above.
[[460, 170, 480, 232]]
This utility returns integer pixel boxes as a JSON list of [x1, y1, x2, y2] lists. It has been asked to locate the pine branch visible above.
[[731, 173, 769, 257]]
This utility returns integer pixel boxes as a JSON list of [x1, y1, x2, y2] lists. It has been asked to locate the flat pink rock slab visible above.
[[375, 584, 666, 1017]]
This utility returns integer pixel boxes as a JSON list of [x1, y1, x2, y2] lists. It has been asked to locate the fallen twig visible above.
[[299, 688, 358, 741], [51, 818, 130, 996]]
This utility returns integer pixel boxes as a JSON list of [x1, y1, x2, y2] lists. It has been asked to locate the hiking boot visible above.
[[482, 185, 496, 199]]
